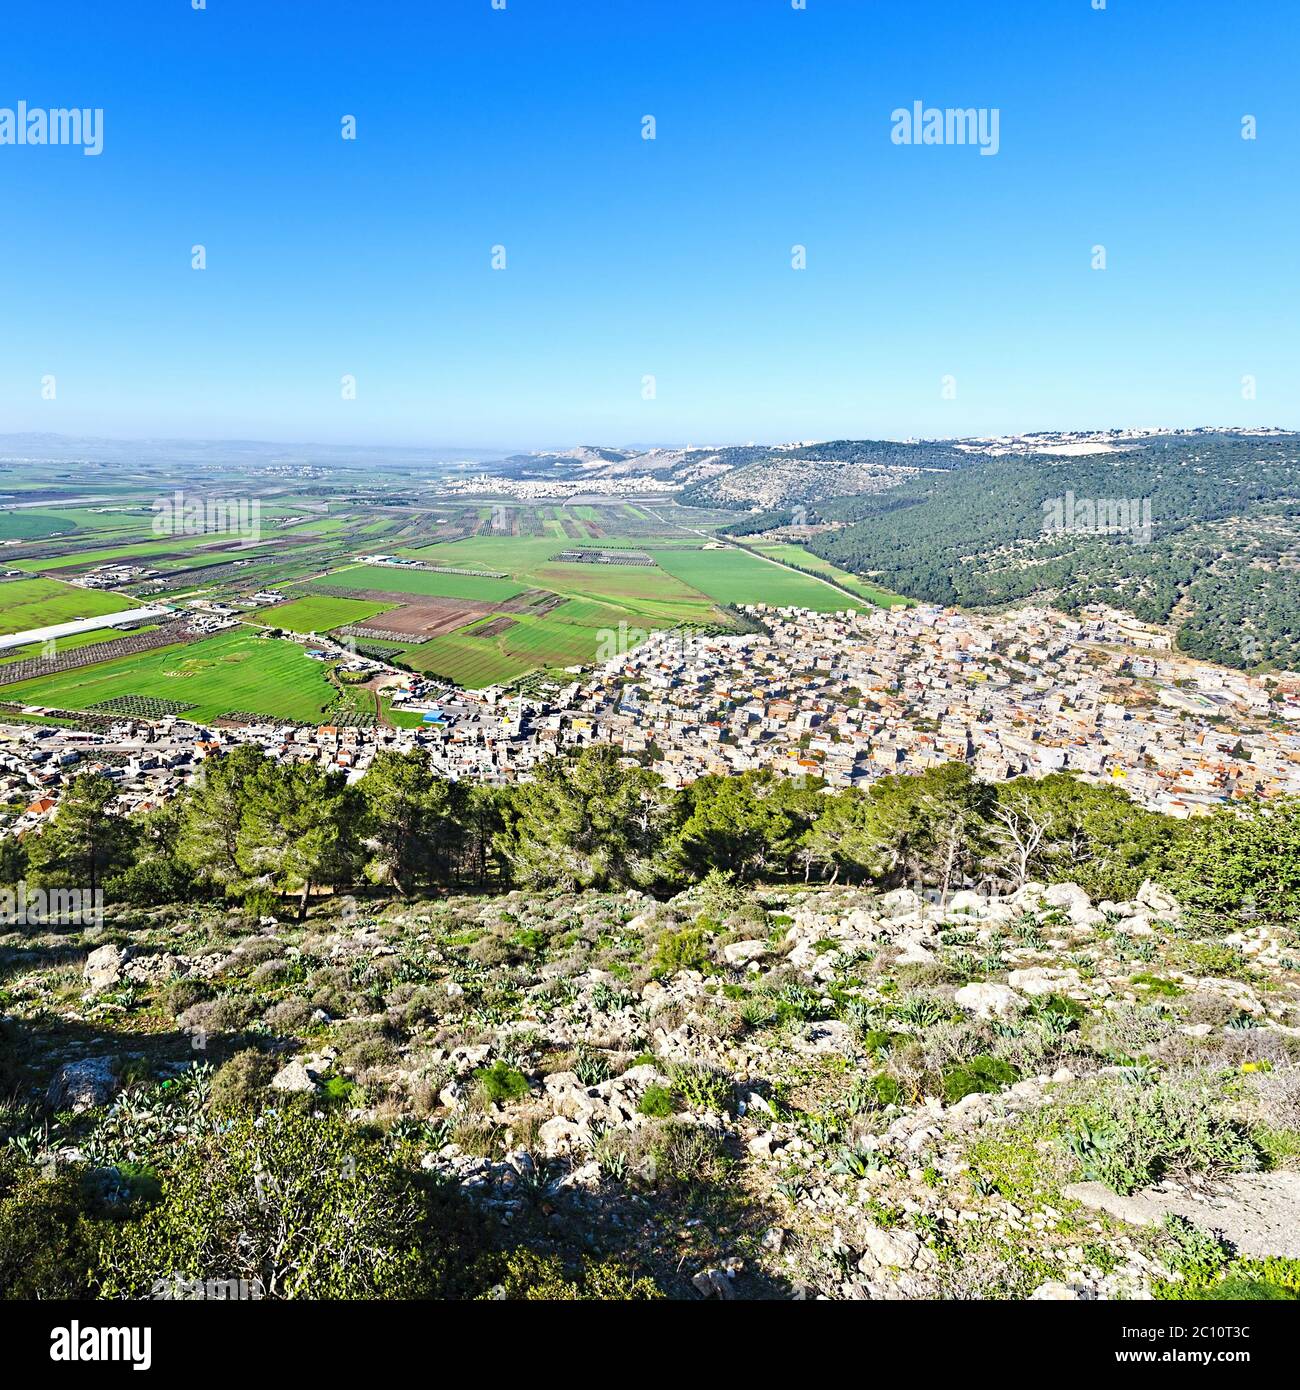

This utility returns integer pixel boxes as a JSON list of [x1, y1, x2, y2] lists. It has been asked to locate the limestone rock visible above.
[[270, 1060, 316, 1093], [83, 944, 128, 993], [859, 1226, 922, 1270], [954, 981, 1027, 1020]]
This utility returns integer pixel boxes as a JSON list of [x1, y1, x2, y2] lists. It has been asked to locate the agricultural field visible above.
[[262, 594, 397, 634], [0, 627, 341, 724], [748, 542, 907, 607], [322, 565, 526, 604], [0, 470, 906, 702], [0, 509, 77, 542], [0, 577, 139, 636], [651, 545, 869, 612], [401, 599, 646, 686], [0, 626, 158, 666]]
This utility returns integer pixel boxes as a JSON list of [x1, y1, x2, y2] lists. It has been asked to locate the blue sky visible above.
[[0, 0, 1296, 450]]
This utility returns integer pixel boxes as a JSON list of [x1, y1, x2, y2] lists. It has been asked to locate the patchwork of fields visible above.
[[0, 484, 896, 709]]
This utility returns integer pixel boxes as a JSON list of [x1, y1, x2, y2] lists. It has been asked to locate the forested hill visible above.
[[741, 433, 1300, 673]]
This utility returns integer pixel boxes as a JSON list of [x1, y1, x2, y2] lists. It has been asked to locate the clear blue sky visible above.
[[1, 0, 1296, 450]]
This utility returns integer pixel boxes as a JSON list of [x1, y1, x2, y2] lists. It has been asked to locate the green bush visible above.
[[473, 1061, 530, 1105], [651, 927, 710, 979], [638, 1083, 677, 1118], [942, 1055, 1019, 1104], [1173, 941, 1254, 981], [96, 1111, 432, 1298], [484, 1250, 661, 1300], [0, 1157, 101, 1299], [210, 1049, 277, 1115], [668, 1063, 732, 1114], [1066, 1080, 1258, 1195]]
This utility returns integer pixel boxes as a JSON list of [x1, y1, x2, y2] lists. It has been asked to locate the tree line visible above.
[[3, 744, 1296, 925]]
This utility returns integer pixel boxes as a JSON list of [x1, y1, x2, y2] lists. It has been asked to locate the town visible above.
[[4, 599, 1297, 836]]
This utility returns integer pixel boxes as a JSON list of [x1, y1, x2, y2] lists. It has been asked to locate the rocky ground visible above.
[[3, 874, 1299, 1299]]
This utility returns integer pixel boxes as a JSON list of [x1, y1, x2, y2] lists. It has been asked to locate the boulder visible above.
[[691, 1267, 736, 1300], [1043, 883, 1093, 915], [1136, 880, 1180, 917], [1030, 1280, 1090, 1300], [269, 1060, 317, 1093], [47, 1056, 118, 1112], [538, 1116, 583, 1156], [877, 888, 922, 918], [954, 982, 1028, 1020], [858, 1226, 922, 1270], [723, 939, 769, 965], [1007, 966, 1082, 997], [83, 944, 128, 993]]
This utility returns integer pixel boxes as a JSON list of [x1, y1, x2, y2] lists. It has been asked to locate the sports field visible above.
[[0, 578, 139, 636], [263, 595, 397, 633], [2, 628, 341, 723]]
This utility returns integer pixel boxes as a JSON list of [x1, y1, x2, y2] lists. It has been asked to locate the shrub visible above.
[[1173, 941, 1254, 981], [694, 868, 748, 920], [651, 927, 710, 979], [1130, 973, 1185, 998], [96, 1112, 431, 1298], [647, 1121, 730, 1192], [638, 1083, 677, 1118], [472, 1061, 530, 1105], [210, 1049, 277, 1115], [1066, 1079, 1258, 1195], [484, 1250, 661, 1300], [0, 1156, 101, 1299], [942, 1056, 1019, 1104], [668, 1063, 732, 1114]]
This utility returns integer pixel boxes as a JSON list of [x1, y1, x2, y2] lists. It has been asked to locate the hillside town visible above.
[[2, 600, 1299, 835]]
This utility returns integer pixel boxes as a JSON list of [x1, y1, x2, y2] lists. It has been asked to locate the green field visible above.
[[398, 595, 675, 688], [0, 578, 139, 636], [263, 595, 397, 633], [650, 546, 867, 611], [748, 543, 907, 607], [0, 626, 159, 666], [319, 565, 526, 603], [0, 510, 77, 542], [13, 532, 257, 573], [2, 628, 341, 724]]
